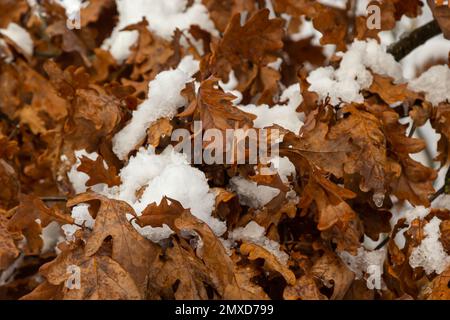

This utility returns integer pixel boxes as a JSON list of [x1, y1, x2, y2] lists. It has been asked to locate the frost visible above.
[[228, 221, 289, 264], [112, 56, 199, 160], [0, 23, 33, 56], [408, 65, 450, 106], [102, 0, 218, 62], [237, 84, 304, 134], [409, 217, 450, 275], [307, 39, 402, 104], [229, 176, 280, 208]]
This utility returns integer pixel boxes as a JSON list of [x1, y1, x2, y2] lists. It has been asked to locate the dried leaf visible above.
[[67, 193, 159, 296]]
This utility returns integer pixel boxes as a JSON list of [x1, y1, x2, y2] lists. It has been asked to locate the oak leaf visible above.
[[0, 214, 20, 271], [178, 76, 255, 131], [35, 244, 142, 300], [67, 193, 159, 296], [283, 275, 328, 300], [239, 242, 296, 285], [76, 155, 121, 187]]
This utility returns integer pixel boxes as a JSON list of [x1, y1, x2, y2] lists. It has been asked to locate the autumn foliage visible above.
[[0, 0, 449, 300]]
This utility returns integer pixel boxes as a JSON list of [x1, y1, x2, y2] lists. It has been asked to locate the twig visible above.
[[429, 166, 450, 203], [40, 196, 68, 202], [374, 236, 390, 250], [430, 186, 445, 203], [408, 123, 416, 138], [388, 20, 442, 61], [346, 0, 358, 43]]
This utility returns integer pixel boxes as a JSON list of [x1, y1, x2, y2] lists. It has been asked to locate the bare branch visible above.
[[388, 20, 442, 61]]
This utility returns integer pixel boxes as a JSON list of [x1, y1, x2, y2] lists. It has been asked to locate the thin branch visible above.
[[388, 20, 442, 61], [430, 186, 445, 203], [429, 166, 450, 203], [40, 196, 68, 202], [408, 123, 416, 138], [374, 236, 390, 250]]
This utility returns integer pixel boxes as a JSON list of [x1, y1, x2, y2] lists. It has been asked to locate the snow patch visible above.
[[408, 65, 450, 106], [229, 176, 280, 208], [112, 56, 199, 160], [339, 247, 386, 290], [409, 216, 450, 275], [307, 39, 402, 104], [237, 84, 304, 134], [102, 0, 218, 62], [118, 146, 226, 237], [228, 221, 289, 264], [0, 23, 33, 56]]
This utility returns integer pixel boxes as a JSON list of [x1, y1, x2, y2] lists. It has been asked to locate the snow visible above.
[[55, 0, 84, 20], [65, 145, 226, 242], [317, 0, 347, 9], [267, 57, 282, 71], [391, 200, 450, 275], [237, 84, 304, 134], [408, 65, 450, 106], [127, 214, 174, 243], [0, 255, 24, 286], [71, 204, 95, 229], [229, 176, 280, 208], [288, 16, 336, 60], [307, 40, 402, 104], [115, 145, 226, 239], [269, 156, 296, 183], [61, 204, 95, 245], [431, 194, 450, 211], [409, 216, 450, 275], [112, 55, 199, 160], [218, 71, 243, 104], [0, 23, 33, 56], [394, 197, 450, 250], [41, 221, 64, 253], [339, 247, 386, 290], [401, 35, 450, 80], [102, 0, 218, 62], [120, 146, 224, 231], [61, 224, 81, 241], [393, 206, 430, 249], [228, 221, 289, 264], [219, 71, 238, 92]]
